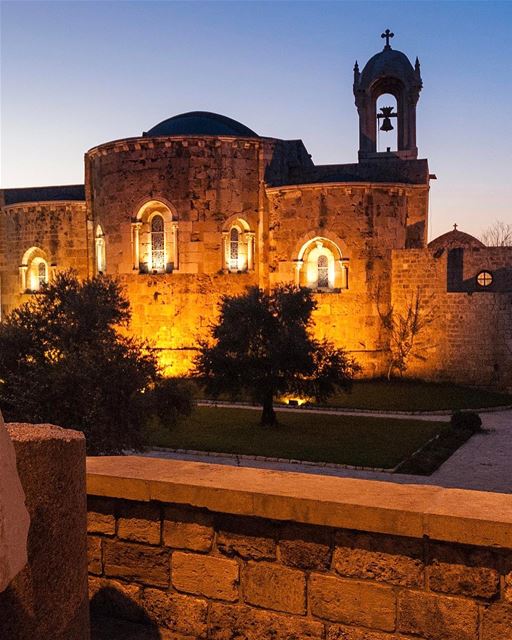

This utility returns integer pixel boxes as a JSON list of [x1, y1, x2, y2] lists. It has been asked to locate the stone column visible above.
[[0, 423, 89, 640], [19, 265, 28, 292], [172, 222, 179, 270], [246, 232, 255, 271], [131, 222, 142, 270], [0, 411, 29, 593], [222, 231, 229, 272]]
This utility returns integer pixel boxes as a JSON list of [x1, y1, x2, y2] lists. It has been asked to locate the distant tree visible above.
[[0, 271, 192, 454], [480, 220, 512, 247], [194, 285, 359, 426], [376, 284, 435, 380]]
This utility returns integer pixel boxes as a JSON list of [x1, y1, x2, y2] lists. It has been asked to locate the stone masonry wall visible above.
[[0, 201, 89, 317], [87, 495, 512, 640], [391, 249, 512, 389]]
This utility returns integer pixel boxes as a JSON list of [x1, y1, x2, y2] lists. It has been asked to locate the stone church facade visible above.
[[1, 36, 512, 388]]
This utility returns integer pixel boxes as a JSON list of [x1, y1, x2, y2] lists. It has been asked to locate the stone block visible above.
[[88, 511, 116, 536], [327, 625, 411, 640], [427, 543, 499, 599], [87, 497, 117, 535], [142, 588, 208, 637], [397, 590, 479, 640], [280, 523, 331, 570], [481, 603, 512, 640], [309, 573, 395, 631], [216, 514, 276, 560], [88, 536, 102, 575], [333, 531, 424, 587], [103, 540, 170, 587], [172, 551, 239, 601], [1, 423, 89, 640], [0, 412, 29, 591], [208, 602, 324, 639], [163, 505, 214, 552], [242, 561, 306, 614], [118, 502, 161, 545], [89, 575, 144, 623]]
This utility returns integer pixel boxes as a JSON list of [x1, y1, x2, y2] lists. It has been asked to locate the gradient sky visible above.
[[1, 0, 511, 240]]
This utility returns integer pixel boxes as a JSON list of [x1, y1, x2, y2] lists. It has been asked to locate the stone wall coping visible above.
[[266, 182, 426, 193], [1, 200, 86, 212], [87, 456, 512, 549], [85, 134, 282, 157]]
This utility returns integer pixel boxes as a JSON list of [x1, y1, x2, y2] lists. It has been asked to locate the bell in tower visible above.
[[353, 30, 422, 161]]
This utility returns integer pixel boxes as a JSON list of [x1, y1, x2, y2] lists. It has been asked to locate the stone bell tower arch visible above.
[[354, 29, 423, 161]]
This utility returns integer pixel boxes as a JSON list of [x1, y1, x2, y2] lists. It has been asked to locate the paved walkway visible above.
[[143, 409, 512, 494]]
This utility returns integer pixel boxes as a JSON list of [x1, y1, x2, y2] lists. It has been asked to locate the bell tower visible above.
[[353, 30, 423, 161]]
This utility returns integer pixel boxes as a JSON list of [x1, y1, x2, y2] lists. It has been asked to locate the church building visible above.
[[1, 32, 511, 388]]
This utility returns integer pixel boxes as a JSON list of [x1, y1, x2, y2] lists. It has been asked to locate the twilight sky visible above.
[[1, 0, 511, 240]]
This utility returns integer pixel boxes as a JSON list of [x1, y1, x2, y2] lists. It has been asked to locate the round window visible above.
[[476, 271, 493, 287]]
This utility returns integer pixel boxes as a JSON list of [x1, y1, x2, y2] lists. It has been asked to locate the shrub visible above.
[[450, 411, 483, 433]]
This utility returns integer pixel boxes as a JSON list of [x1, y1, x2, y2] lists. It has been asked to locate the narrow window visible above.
[[230, 227, 239, 271], [151, 215, 165, 271], [317, 255, 329, 288], [37, 261, 47, 289]]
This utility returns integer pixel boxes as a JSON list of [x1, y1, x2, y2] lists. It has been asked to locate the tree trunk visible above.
[[261, 393, 277, 427]]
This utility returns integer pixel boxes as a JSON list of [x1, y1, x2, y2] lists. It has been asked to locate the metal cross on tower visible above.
[[381, 29, 394, 49]]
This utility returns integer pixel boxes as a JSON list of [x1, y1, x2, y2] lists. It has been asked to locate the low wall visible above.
[[1, 423, 89, 640], [87, 456, 512, 640]]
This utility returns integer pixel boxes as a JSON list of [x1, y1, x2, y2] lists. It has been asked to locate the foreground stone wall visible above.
[[0, 423, 89, 640], [87, 456, 512, 639], [391, 248, 512, 389]]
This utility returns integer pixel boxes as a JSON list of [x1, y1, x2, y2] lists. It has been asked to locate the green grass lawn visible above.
[[185, 379, 512, 412], [146, 406, 446, 469], [314, 379, 512, 412]]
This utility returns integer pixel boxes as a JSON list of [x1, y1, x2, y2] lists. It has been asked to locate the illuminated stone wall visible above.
[[2, 130, 511, 388], [0, 201, 89, 318], [391, 247, 512, 389]]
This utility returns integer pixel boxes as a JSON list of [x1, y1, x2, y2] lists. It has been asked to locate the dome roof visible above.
[[143, 111, 258, 138], [359, 48, 417, 90], [428, 228, 485, 251]]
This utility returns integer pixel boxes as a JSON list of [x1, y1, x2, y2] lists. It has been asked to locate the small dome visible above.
[[428, 228, 485, 251], [359, 48, 417, 90], [143, 111, 258, 138]]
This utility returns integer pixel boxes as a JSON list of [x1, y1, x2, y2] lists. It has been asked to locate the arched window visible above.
[[150, 214, 165, 272], [37, 261, 47, 289], [223, 218, 254, 273], [229, 227, 240, 271], [95, 225, 106, 273], [296, 237, 348, 291], [133, 201, 176, 274], [317, 255, 329, 288], [20, 248, 51, 292]]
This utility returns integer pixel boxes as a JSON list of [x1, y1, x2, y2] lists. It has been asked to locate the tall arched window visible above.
[[317, 255, 329, 288], [223, 218, 254, 273], [133, 200, 177, 274], [37, 261, 48, 289], [229, 227, 240, 271], [20, 247, 51, 292], [296, 237, 348, 291], [150, 214, 165, 272], [95, 225, 106, 273]]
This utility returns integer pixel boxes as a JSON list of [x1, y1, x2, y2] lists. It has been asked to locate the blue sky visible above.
[[1, 1, 511, 239]]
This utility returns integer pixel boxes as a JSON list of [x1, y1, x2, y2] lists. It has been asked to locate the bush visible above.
[[142, 377, 195, 429], [450, 411, 483, 433]]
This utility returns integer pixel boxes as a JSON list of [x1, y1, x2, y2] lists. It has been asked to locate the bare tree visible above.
[[480, 220, 512, 247], [375, 283, 436, 380]]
